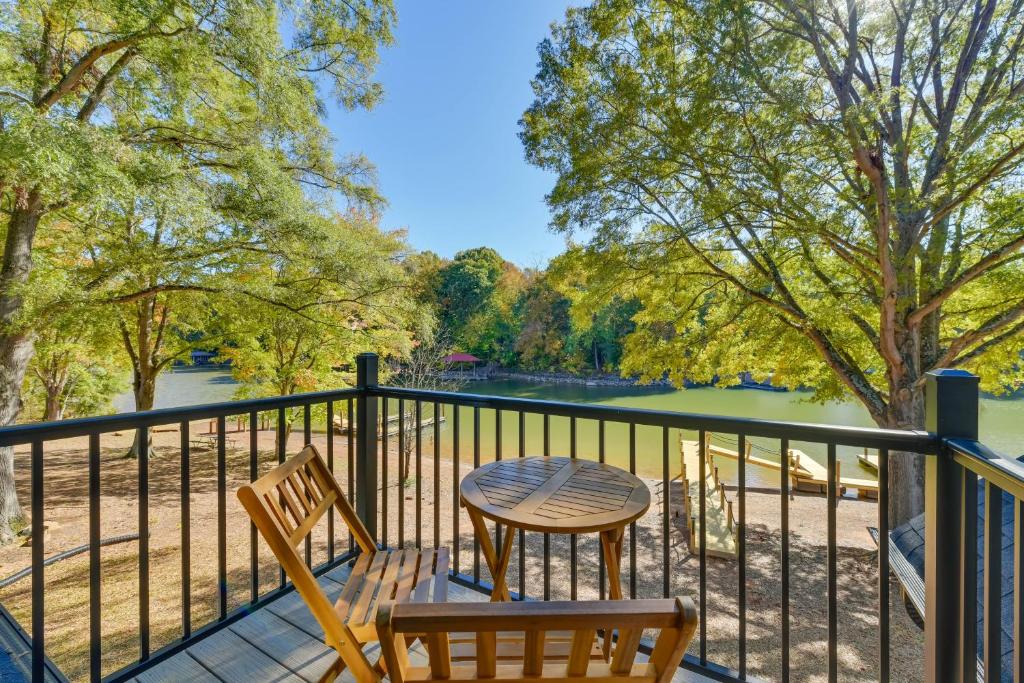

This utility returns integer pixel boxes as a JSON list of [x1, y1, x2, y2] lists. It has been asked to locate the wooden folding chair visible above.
[[377, 597, 698, 683], [238, 444, 449, 683]]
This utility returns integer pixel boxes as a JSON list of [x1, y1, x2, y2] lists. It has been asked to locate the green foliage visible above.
[[215, 212, 417, 402], [23, 305, 126, 420], [0, 0, 400, 420], [521, 0, 1024, 429], [437, 247, 506, 334]]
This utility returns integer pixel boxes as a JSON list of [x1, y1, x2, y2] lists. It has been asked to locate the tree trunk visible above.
[[885, 363, 928, 528], [43, 390, 64, 421], [127, 365, 157, 458], [0, 190, 45, 542]]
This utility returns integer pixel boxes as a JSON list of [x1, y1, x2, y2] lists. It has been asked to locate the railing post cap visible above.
[[925, 368, 979, 439], [926, 368, 978, 380]]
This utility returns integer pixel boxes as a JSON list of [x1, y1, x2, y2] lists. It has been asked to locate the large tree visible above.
[[218, 212, 417, 448], [0, 0, 395, 539], [522, 0, 1024, 524]]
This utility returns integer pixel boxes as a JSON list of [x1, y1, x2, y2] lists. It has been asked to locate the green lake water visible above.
[[122, 370, 1024, 489]]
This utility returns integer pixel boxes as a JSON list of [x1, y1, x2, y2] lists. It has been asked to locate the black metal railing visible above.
[[368, 377, 936, 683], [922, 370, 1024, 683], [0, 387, 369, 682], [0, 353, 1016, 682]]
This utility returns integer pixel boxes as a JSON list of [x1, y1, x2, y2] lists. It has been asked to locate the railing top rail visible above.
[[0, 388, 361, 447], [372, 385, 939, 453], [946, 437, 1024, 497]]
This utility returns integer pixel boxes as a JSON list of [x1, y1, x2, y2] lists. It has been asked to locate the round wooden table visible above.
[[460, 456, 650, 602]]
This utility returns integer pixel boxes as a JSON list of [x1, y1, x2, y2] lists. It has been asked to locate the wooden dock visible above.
[[332, 413, 446, 438], [695, 434, 878, 499], [678, 440, 737, 559], [859, 451, 879, 470]]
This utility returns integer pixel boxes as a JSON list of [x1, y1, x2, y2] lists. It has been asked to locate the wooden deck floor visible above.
[[131, 561, 712, 683]]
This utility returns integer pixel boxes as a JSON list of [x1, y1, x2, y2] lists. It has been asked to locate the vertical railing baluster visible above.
[[495, 410, 503, 557], [662, 427, 670, 599], [698, 429, 707, 661], [543, 414, 549, 455], [737, 433, 746, 677], [89, 433, 101, 683], [543, 532, 551, 601], [629, 423, 637, 599], [217, 416, 227, 618], [303, 404, 311, 443], [415, 400, 422, 550], [983, 480, 1003, 682], [518, 410, 526, 600], [781, 437, 790, 682], [277, 407, 286, 586], [303, 404, 312, 566], [249, 411, 259, 602], [434, 401, 441, 549], [1015, 495, 1023, 681], [473, 406, 481, 583], [452, 405, 460, 574], [826, 443, 837, 683], [961, 468, 978, 683], [878, 448, 889, 683], [543, 413, 550, 598], [398, 399, 405, 549], [180, 422, 191, 637], [381, 399, 389, 548], [570, 416, 577, 601], [31, 440, 44, 681], [347, 398, 354, 552], [138, 427, 150, 660], [327, 401, 335, 561], [598, 420, 606, 600]]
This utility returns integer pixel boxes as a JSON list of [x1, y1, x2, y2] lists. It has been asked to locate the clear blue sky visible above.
[[327, 1, 575, 269]]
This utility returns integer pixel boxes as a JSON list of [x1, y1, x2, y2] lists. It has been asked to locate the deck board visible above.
[[229, 609, 339, 682], [134, 652, 219, 683], [188, 628, 304, 682], [140, 562, 711, 682]]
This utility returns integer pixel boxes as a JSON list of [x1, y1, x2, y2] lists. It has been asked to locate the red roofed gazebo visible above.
[[442, 352, 487, 380], [443, 353, 481, 363]]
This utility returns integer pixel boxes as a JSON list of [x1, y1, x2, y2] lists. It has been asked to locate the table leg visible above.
[[600, 526, 626, 658], [467, 507, 515, 601], [600, 527, 625, 600]]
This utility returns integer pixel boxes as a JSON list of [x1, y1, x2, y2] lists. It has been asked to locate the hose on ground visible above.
[[0, 533, 142, 589]]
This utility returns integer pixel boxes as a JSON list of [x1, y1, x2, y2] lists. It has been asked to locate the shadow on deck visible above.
[[129, 561, 713, 683]]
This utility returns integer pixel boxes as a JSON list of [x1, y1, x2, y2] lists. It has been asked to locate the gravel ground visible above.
[[0, 424, 922, 681]]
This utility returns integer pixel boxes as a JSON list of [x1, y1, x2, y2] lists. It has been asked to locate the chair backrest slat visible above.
[[567, 629, 597, 676], [376, 598, 698, 683], [523, 630, 545, 676], [610, 627, 643, 674]]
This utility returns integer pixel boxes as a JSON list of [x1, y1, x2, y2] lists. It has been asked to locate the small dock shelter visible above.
[[442, 352, 488, 380]]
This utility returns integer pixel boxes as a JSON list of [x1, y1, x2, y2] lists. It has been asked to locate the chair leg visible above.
[[317, 654, 347, 683]]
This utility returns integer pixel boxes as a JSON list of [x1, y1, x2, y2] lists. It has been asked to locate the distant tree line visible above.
[[407, 246, 640, 374]]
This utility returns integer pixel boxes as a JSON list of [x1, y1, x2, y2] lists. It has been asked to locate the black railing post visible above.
[[924, 368, 978, 683], [355, 352, 379, 543]]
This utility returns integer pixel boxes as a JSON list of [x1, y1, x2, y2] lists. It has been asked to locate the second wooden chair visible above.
[[238, 444, 449, 683]]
